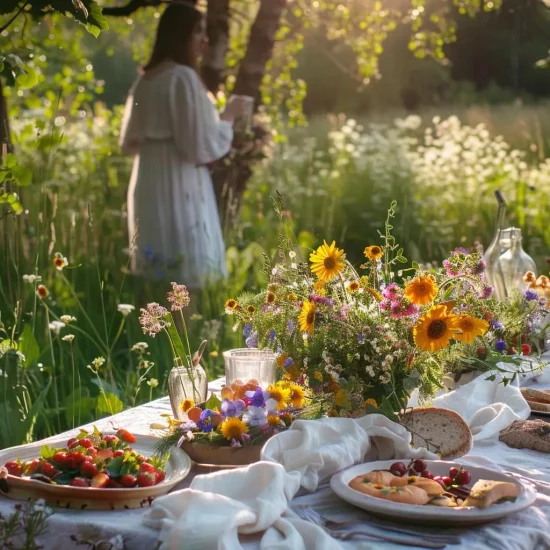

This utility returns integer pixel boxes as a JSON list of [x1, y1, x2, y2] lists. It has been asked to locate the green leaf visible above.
[[204, 392, 221, 411], [96, 392, 124, 415], [4, 153, 16, 169], [20, 379, 51, 444], [164, 312, 190, 365], [52, 470, 79, 485], [15, 65, 38, 89], [18, 324, 40, 367], [105, 456, 124, 477], [90, 377, 119, 397], [40, 445, 57, 459]]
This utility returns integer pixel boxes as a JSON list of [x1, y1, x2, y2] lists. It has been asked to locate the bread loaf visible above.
[[499, 419, 550, 453], [520, 388, 550, 413], [399, 407, 472, 458]]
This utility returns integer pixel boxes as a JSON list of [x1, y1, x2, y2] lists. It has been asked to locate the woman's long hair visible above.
[[143, 2, 203, 72]]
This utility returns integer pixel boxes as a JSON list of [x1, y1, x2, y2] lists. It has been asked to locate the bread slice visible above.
[[499, 419, 550, 453], [520, 388, 550, 412], [399, 407, 472, 459]]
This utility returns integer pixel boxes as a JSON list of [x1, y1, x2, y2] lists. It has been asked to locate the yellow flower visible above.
[[404, 275, 438, 305], [364, 245, 384, 261], [313, 281, 325, 292], [53, 252, 68, 271], [225, 299, 238, 312], [453, 315, 489, 344], [313, 371, 323, 381], [36, 284, 49, 299], [287, 383, 306, 408], [334, 389, 347, 407], [347, 280, 360, 292], [276, 353, 288, 369], [267, 415, 281, 427], [180, 398, 195, 413], [298, 300, 316, 333], [247, 305, 256, 313], [283, 365, 300, 381], [287, 292, 298, 303], [364, 287, 382, 301], [413, 305, 459, 352], [364, 398, 378, 409], [267, 384, 290, 410], [265, 291, 276, 304], [309, 240, 345, 283], [220, 417, 248, 441]]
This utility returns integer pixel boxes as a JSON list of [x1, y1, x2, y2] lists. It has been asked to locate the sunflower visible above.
[[363, 286, 382, 301], [220, 417, 248, 441], [298, 300, 316, 333], [309, 240, 345, 283], [267, 415, 281, 427], [347, 280, 360, 292], [247, 305, 256, 313], [453, 315, 489, 343], [413, 305, 459, 352], [404, 275, 438, 305], [267, 384, 290, 410], [265, 291, 276, 304], [180, 398, 195, 413], [225, 299, 238, 312], [364, 245, 384, 261], [364, 398, 378, 409], [313, 281, 325, 292], [287, 383, 306, 408], [287, 292, 298, 302]]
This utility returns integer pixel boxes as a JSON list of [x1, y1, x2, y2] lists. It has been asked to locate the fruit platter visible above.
[[331, 460, 537, 525], [0, 427, 191, 510]]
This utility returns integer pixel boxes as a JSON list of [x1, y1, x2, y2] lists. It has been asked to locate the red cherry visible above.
[[413, 459, 426, 473], [457, 470, 472, 486], [434, 478, 446, 489], [420, 470, 433, 479], [389, 462, 407, 477], [449, 467, 460, 479], [4, 461, 22, 477], [442, 476, 452, 486]]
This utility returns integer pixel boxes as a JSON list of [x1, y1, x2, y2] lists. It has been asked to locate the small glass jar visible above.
[[498, 228, 536, 297], [223, 348, 276, 388], [168, 364, 208, 420]]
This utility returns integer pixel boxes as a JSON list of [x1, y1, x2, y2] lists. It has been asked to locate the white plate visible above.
[[330, 460, 537, 525], [530, 409, 550, 417], [0, 433, 192, 510]]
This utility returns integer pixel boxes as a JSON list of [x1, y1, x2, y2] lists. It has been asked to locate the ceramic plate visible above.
[[0, 433, 191, 510], [330, 460, 537, 525]]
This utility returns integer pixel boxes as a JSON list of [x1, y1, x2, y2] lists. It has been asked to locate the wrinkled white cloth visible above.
[[142, 414, 436, 550], [434, 370, 531, 441]]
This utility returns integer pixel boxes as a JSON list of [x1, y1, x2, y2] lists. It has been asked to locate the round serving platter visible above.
[[0, 433, 191, 510]]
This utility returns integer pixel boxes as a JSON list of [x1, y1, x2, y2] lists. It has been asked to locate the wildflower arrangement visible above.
[[156, 378, 319, 454], [225, 201, 549, 418]]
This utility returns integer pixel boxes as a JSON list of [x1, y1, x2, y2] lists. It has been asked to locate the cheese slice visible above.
[[462, 479, 519, 509]]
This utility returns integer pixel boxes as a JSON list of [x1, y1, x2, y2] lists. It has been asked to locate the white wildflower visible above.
[[62, 334, 75, 343], [131, 342, 149, 353], [60, 315, 76, 324], [288, 251, 297, 259], [147, 378, 159, 388], [117, 303, 135, 317], [48, 321, 65, 335], [23, 274, 42, 284]]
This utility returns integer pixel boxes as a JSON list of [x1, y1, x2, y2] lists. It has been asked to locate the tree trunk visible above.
[[201, 0, 230, 93], [214, 0, 287, 232], [233, 0, 288, 102], [0, 79, 12, 154]]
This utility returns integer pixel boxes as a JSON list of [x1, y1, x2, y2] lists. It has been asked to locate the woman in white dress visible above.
[[119, 2, 244, 289]]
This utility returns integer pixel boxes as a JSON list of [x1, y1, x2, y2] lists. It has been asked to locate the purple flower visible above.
[[221, 399, 246, 418], [245, 332, 259, 348], [442, 259, 460, 277], [242, 323, 253, 338], [231, 438, 242, 448], [269, 329, 276, 342], [453, 247, 470, 255], [243, 406, 267, 427], [310, 294, 334, 306], [525, 289, 538, 301], [287, 320, 295, 334], [480, 285, 494, 299], [197, 409, 214, 432], [491, 320, 505, 332], [472, 258, 486, 275], [495, 339, 506, 352], [283, 357, 293, 369], [245, 387, 270, 408], [340, 304, 350, 319], [357, 333, 365, 344], [380, 299, 391, 311]]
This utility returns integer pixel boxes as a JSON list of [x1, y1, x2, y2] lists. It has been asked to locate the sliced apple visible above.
[[90, 472, 110, 488]]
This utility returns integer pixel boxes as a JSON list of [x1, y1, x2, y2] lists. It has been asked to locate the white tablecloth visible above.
[[2, 374, 550, 549]]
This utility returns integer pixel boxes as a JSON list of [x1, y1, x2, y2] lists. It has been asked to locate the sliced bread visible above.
[[399, 407, 472, 459], [520, 388, 550, 413]]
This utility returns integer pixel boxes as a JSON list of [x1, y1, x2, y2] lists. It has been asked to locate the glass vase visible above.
[[223, 348, 276, 388], [483, 192, 507, 300], [498, 227, 536, 297], [168, 365, 208, 420]]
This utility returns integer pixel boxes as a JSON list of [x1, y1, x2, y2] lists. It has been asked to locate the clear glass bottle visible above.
[[168, 364, 208, 420], [498, 227, 536, 297], [483, 192, 507, 300]]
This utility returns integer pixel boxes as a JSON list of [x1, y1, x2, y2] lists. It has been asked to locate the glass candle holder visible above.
[[223, 348, 276, 388]]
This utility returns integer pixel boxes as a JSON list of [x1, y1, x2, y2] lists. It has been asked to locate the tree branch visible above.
[[101, 0, 164, 17], [0, 1, 29, 34]]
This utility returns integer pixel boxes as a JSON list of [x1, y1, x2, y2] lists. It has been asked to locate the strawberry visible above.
[[113, 450, 125, 458], [78, 438, 93, 449], [66, 452, 86, 469], [120, 474, 137, 488], [67, 437, 78, 448], [136, 455, 148, 463], [68, 440, 82, 450], [24, 459, 40, 475], [86, 448, 98, 460], [80, 460, 99, 477], [70, 477, 90, 487], [96, 448, 114, 460], [90, 473, 110, 488], [136, 471, 156, 487], [116, 429, 136, 444], [521, 343, 532, 355], [107, 479, 123, 488], [41, 463, 58, 478], [4, 461, 22, 477], [139, 462, 155, 473], [103, 435, 119, 447], [52, 452, 68, 466], [154, 470, 166, 484]]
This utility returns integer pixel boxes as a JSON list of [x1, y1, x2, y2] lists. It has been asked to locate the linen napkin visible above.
[[434, 370, 530, 441], [142, 414, 436, 550]]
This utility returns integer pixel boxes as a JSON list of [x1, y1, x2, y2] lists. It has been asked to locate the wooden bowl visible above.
[[180, 441, 262, 468], [0, 434, 191, 510]]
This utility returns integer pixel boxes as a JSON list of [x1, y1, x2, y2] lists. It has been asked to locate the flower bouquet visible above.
[[155, 379, 319, 467], [224, 201, 549, 419]]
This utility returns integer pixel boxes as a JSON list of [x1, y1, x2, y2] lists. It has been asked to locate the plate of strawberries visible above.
[[0, 427, 191, 510]]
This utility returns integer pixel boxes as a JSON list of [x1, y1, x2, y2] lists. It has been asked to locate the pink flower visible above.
[[139, 302, 169, 336], [167, 282, 190, 311], [382, 283, 400, 299]]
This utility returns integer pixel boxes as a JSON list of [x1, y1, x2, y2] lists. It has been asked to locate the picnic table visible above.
[[2, 376, 550, 550]]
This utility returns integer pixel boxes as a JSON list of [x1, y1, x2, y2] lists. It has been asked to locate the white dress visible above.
[[120, 63, 232, 289]]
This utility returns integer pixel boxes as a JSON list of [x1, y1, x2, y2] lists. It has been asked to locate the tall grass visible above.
[[1, 101, 549, 449]]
